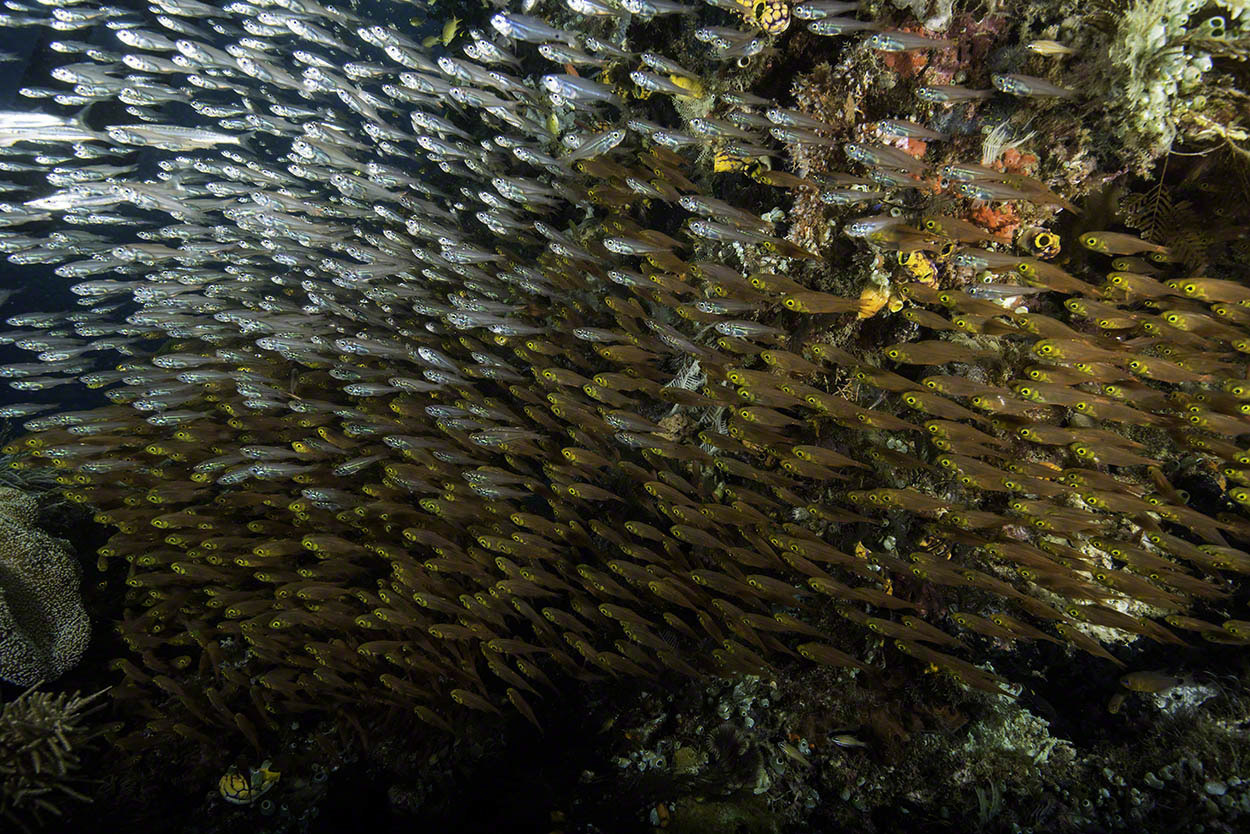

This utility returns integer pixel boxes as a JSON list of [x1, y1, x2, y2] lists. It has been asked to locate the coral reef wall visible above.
[[0, 1, 1246, 821]]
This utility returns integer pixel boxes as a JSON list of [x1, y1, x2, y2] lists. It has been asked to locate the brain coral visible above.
[[0, 488, 89, 686]]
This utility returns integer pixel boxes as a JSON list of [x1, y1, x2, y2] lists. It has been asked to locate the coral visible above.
[[0, 0, 1245, 803], [0, 686, 107, 833], [879, 41, 930, 79], [889, 0, 957, 30], [1099, 0, 1249, 170], [533, 650, 1250, 832], [966, 201, 1021, 237], [0, 487, 89, 686]]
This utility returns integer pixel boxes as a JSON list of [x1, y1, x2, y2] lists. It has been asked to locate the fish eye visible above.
[[904, 395, 917, 405], [1184, 283, 1197, 293], [887, 349, 900, 359], [1082, 234, 1097, 246]]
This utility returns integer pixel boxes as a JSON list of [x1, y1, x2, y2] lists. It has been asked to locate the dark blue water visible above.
[[0, 16, 101, 418], [0, 2, 448, 420]]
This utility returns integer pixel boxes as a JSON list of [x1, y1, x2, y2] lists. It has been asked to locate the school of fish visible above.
[[0, 0, 1246, 744]]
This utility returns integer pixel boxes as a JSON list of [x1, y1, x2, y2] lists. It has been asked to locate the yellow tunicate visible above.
[[857, 285, 891, 319], [668, 73, 704, 99], [714, 150, 749, 173], [750, 0, 790, 34]]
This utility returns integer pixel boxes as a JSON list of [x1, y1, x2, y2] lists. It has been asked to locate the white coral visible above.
[[1108, 0, 1247, 165]]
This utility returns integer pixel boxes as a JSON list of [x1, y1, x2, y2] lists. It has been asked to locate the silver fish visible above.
[[991, 73, 1075, 98], [105, 123, 249, 150], [489, 12, 579, 45], [540, 74, 620, 105]]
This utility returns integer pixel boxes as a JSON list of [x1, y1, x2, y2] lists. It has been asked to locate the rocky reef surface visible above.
[[0, 0, 1246, 831]]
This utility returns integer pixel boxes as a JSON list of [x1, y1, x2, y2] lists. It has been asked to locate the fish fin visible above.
[[235, 130, 261, 155], [71, 102, 96, 130]]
